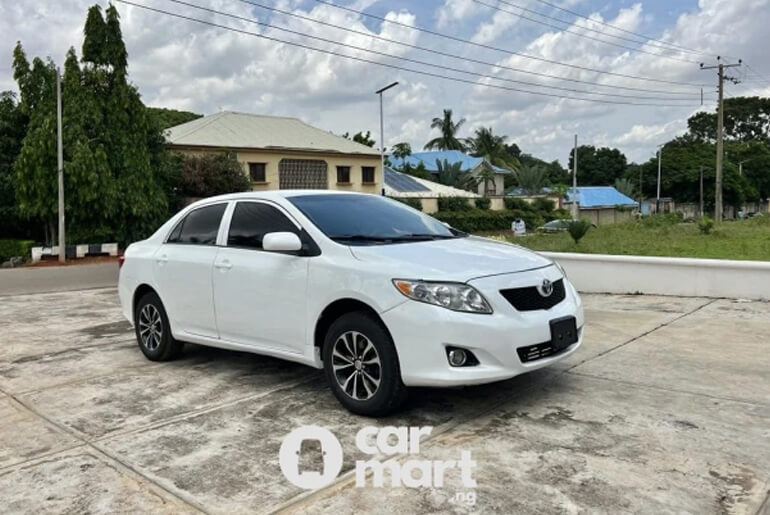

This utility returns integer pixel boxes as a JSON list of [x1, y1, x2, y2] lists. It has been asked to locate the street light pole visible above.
[[56, 68, 65, 263], [656, 144, 663, 213], [375, 81, 399, 195]]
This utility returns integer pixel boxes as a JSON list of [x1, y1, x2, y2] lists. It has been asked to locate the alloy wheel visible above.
[[331, 331, 382, 401], [138, 304, 163, 351]]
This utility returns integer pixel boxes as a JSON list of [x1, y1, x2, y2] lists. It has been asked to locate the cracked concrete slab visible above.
[[289, 373, 770, 515], [0, 449, 196, 514], [573, 299, 770, 406]]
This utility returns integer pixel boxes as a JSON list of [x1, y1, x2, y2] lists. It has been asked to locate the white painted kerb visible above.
[[540, 252, 770, 300]]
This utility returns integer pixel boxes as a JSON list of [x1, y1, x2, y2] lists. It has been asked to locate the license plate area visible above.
[[550, 316, 578, 351]]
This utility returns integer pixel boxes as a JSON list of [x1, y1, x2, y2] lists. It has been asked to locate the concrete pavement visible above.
[[0, 288, 768, 514]]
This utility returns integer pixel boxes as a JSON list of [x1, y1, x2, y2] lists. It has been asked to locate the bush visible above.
[[437, 196, 473, 212], [504, 197, 533, 211], [432, 209, 543, 233], [0, 239, 35, 263], [532, 197, 555, 213], [567, 219, 591, 244], [640, 212, 683, 228], [474, 197, 491, 210], [178, 152, 251, 198], [392, 197, 423, 211], [698, 216, 714, 234]]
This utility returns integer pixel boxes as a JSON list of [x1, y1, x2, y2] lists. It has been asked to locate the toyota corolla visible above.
[[118, 191, 583, 416]]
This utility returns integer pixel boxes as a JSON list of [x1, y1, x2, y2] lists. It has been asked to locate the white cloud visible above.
[[435, 0, 475, 29]]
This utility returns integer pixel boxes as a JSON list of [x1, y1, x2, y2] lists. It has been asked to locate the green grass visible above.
[[479, 216, 770, 261]]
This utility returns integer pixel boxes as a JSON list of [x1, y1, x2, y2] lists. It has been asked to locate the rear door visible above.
[[154, 202, 227, 339], [212, 200, 310, 353]]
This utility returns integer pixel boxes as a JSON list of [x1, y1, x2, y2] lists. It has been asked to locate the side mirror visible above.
[[263, 232, 302, 252]]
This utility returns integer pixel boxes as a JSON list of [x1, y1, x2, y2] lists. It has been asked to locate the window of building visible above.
[[248, 162, 267, 183], [336, 166, 351, 184], [227, 202, 299, 250], [362, 166, 376, 184], [278, 159, 328, 189], [168, 203, 227, 245]]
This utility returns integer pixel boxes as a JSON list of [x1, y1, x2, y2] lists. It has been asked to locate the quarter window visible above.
[[249, 162, 267, 182], [227, 202, 299, 250], [169, 203, 227, 245], [362, 166, 375, 184], [336, 166, 351, 184]]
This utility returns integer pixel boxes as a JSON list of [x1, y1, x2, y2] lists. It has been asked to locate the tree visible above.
[[0, 91, 29, 238], [514, 164, 548, 195], [424, 109, 467, 151], [343, 130, 375, 147], [467, 127, 519, 171], [391, 142, 412, 159], [435, 158, 477, 191], [688, 97, 770, 143], [147, 107, 202, 130], [398, 161, 432, 180], [13, 5, 169, 245], [567, 145, 627, 186], [178, 153, 250, 198], [614, 177, 636, 198], [476, 165, 496, 196]]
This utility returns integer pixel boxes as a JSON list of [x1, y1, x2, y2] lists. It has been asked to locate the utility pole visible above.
[[656, 144, 663, 213], [699, 166, 704, 218], [375, 81, 398, 196], [701, 57, 741, 223], [56, 68, 65, 263], [638, 165, 643, 214], [571, 134, 578, 219]]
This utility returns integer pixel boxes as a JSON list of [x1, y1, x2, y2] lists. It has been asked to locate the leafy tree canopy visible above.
[[568, 145, 628, 187], [687, 96, 770, 144], [147, 107, 202, 130], [342, 130, 375, 147]]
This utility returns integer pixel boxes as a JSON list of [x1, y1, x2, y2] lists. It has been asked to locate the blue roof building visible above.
[[563, 186, 638, 208], [389, 150, 511, 196]]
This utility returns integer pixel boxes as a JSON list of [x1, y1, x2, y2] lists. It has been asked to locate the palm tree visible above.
[[424, 109, 467, 151], [476, 165, 496, 196], [435, 159, 478, 192], [614, 177, 636, 198], [515, 165, 548, 195], [467, 127, 519, 172]]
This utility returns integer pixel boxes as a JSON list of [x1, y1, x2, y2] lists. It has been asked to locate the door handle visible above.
[[215, 260, 232, 270], [156, 254, 168, 265]]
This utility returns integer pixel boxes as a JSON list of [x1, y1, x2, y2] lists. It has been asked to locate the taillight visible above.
[[118, 255, 125, 268]]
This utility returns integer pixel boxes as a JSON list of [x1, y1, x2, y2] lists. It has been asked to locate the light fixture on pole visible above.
[[375, 81, 399, 195]]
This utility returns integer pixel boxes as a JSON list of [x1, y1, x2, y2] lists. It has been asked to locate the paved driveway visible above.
[[0, 289, 768, 514]]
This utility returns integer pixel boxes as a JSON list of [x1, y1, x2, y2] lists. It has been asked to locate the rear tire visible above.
[[322, 311, 407, 416], [134, 291, 183, 361]]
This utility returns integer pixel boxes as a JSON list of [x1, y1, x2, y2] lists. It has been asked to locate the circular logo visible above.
[[537, 278, 554, 297], [279, 425, 343, 490]]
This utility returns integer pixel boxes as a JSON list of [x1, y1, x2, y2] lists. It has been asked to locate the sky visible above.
[[1, 0, 770, 165]]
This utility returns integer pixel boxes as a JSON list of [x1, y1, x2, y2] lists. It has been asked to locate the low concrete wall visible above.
[[540, 251, 770, 300]]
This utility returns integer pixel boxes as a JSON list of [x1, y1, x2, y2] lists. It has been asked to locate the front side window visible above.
[[289, 194, 459, 245], [227, 202, 299, 250], [336, 166, 351, 184], [169, 203, 227, 245], [249, 162, 267, 182], [362, 166, 375, 184]]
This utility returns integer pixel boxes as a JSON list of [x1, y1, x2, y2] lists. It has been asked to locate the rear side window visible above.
[[227, 202, 298, 250], [168, 204, 227, 245]]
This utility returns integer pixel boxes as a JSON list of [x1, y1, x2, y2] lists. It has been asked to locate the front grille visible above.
[[500, 279, 566, 311], [517, 340, 574, 363]]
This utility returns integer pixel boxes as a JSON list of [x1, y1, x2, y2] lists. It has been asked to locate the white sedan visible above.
[[118, 191, 583, 416]]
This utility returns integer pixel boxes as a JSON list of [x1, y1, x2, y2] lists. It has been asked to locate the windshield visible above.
[[288, 194, 460, 244]]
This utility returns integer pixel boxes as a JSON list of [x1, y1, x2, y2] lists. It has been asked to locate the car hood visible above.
[[349, 235, 552, 281]]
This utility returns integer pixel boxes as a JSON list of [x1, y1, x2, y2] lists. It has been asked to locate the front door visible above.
[[153, 202, 226, 339], [212, 200, 309, 353]]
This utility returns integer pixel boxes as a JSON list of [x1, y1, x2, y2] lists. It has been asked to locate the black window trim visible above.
[[164, 202, 228, 247], [248, 162, 267, 183], [361, 165, 376, 184], [224, 199, 321, 257], [336, 165, 351, 184]]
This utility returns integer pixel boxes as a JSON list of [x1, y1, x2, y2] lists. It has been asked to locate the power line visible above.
[[473, 0, 698, 64], [114, 0, 700, 107], [488, 0, 714, 58], [167, 0, 704, 101], [234, 0, 706, 97], [529, 0, 727, 59], [308, 0, 709, 87]]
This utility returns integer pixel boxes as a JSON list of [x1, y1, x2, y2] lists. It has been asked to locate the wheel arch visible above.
[[313, 298, 393, 361], [132, 283, 160, 318]]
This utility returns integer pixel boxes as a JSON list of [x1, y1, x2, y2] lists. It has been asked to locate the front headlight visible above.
[[392, 279, 493, 314]]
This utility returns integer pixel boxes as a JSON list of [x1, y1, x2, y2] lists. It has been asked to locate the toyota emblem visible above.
[[537, 279, 554, 297]]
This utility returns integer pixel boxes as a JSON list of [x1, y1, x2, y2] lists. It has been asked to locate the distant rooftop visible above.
[[165, 111, 380, 156], [389, 150, 511, 174], [564, 186, 638, 208], [384, 167, 480, 198]]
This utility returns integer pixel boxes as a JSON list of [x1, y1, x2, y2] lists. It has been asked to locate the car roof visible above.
[[190, 189, 374, 205]]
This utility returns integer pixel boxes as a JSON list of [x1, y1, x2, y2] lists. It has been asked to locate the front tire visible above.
[[322, 311, 407, 416], [134, 291, 183, 361]]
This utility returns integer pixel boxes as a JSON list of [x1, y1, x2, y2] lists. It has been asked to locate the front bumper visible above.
[[381, 266, 584, 387]]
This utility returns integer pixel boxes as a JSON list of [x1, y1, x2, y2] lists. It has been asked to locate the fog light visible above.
[[448, 349, 468, 367]]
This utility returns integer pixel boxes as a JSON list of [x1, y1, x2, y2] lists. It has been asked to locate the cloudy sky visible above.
[[2, 0, 769, 164]]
